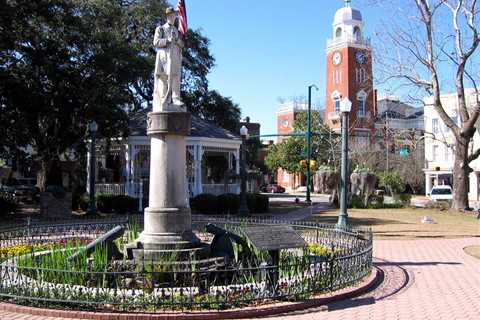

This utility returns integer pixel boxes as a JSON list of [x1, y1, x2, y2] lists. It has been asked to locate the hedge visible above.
[[96, 193, 138, 214], [190, 193, 269, 215]]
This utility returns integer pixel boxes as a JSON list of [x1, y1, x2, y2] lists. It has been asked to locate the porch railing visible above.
[[95, 182, 144, 212], [202, 184, 240, 196]]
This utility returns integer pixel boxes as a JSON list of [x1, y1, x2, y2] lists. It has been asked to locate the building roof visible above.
[[334, 6, 362, 25], [129, 108, 239, 140], [376, 98, 424, 120]]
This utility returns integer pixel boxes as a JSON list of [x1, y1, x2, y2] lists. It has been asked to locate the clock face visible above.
[[332, 52, 342, 65], [356, 52, 365, 64], [282, 119, 289, 128]]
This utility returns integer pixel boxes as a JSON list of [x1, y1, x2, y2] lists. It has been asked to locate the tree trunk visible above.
[[37, 157, 63, 191], [452, 137, 471, 210]]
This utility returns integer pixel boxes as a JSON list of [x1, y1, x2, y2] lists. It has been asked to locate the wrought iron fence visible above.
[[0, 217, 372, 312]]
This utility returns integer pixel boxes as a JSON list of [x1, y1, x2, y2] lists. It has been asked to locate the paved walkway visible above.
[[272, 237, 480, 320], [1, 238, 479, 320]]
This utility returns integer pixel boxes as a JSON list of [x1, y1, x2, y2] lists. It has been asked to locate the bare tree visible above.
[[374, 0, 480, 210]]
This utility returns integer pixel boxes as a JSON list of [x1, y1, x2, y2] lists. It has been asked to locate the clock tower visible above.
[[325, 0, 375, 140]]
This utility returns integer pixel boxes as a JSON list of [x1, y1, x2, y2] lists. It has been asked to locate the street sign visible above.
[[399, 147, 409, 157]]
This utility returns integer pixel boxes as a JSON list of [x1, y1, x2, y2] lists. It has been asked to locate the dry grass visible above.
[[464, 246, 480, 259], [306, 207, 480, 239]]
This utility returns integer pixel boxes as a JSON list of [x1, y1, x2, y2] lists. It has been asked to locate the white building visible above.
[[89, 108, 242, 201], [423, 88, 480, 200]]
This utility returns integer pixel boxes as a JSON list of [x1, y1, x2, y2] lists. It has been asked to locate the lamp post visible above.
[[87, 120, 98, 216], [337, 97, 352, 228], [239, 125, 249, 216], [306, 84, 319, 205]]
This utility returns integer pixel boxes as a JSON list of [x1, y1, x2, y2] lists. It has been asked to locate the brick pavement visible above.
[[1, 237, 479, 320]]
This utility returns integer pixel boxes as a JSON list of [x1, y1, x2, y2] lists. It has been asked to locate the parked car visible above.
[[428, 185, 453, 202], [260, 184, 286, 194]]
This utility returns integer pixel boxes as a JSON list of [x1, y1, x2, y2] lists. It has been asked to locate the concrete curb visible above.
[[0, 267, 380, 320]]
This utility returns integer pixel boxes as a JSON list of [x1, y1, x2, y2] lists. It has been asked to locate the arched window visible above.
[[353, 26, 361, 41], [336, 27, 342, 39], [331, 91, 342, 112], [356, 90, 367, 117]]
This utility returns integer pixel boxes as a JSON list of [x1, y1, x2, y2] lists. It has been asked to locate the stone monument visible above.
[[131, 7, 199, 257]]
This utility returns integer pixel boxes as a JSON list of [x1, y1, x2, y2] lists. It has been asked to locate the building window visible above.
[[334, 98, 341, 112], [432, 118, 439, 134], [333, 70, 342, 84], [357, 98, 365, 117], [354, 26, 361, 41], [356, 90, 367, 117], [336, 27, 342, 39], [432, 145, 439, 161], [444, 145, 449, 161], [283, 170, 289, 182], [356, 68, 367, 83]]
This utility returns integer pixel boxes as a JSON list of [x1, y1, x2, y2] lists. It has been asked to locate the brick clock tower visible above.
[[325, 1, 375, 141]]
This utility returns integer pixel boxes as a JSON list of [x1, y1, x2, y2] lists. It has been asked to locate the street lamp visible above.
[[337, 97, 352, 229], [87, 120, 98, 216], [239, 125, 249, 216], [306, 84, 319, 205]]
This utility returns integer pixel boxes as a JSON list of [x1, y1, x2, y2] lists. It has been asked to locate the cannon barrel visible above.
[[205, 223, 226, 236], [68, 225, 124, 262], [205, 223, 246, 245]]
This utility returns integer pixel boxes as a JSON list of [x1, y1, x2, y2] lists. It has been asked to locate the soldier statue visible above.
[[153, 7, 184, 110]]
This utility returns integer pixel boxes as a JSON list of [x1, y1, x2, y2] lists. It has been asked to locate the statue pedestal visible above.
[[128, 108, 200, 260]]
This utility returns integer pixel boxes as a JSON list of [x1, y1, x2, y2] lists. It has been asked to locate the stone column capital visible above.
[[147, 111, 191, 136]]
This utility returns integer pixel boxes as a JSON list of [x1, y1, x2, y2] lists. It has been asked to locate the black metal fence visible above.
[[0, 217, 372, 312]]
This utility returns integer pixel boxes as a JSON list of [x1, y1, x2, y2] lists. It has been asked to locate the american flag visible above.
[[176, 0, 187, 35]]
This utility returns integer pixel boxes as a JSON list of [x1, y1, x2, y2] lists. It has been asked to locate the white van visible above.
[[429, 186, 453, 202]]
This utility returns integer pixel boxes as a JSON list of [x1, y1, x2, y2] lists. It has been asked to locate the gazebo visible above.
[[87, 108, 242, 207]]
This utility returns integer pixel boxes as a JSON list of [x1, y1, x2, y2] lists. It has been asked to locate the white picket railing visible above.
[[202, 184, 240, 196], [95, 182, 144, 212]]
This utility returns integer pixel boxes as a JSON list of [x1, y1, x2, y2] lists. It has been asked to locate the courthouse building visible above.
[[423, 88, 480, 201]]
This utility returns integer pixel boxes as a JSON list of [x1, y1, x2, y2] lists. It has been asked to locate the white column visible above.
[[86, 149, 91, 194], [235, 149, 240, 175], [194, 145, 204, 195], [125, 144, 131, 195], [130, 145, 137, 183], [425, 173, 432, 195]]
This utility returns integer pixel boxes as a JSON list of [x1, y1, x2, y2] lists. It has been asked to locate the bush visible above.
[[190, 193, 269, 214], [96, 193, 138, 214], [112, 195, 138, 214], [0, 192, 17, 215], [396, 193, 412, 205], [378, 172, 405, 195], [350, 195, 365, 209], [96, 193, 116, 213], [190, 193, 218, 214], [247, 193, 269, 213], [217, 193, 240, 215]]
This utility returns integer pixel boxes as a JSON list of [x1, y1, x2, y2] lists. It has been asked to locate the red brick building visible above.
[[324, 1, 375, 143], [276, 102, 309, 189], [275, 1, 375, 191]]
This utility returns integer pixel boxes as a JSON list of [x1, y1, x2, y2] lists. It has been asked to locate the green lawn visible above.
[[306, 207, 480, 239]]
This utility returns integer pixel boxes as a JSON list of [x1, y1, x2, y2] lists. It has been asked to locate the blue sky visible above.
[[186, 1, 386, 135]]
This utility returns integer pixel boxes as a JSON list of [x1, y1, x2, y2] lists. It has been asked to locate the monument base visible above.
[[126, 206, 202, 260]]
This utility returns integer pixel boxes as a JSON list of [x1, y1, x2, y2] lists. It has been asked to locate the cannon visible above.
[[205, 223, 249, 262], [68, 225, 125, 262]]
